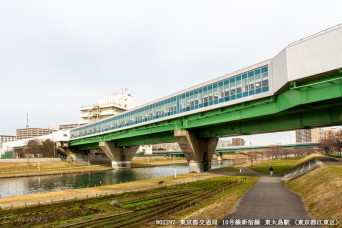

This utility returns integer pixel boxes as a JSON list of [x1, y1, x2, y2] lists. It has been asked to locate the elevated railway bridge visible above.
[[68, 25, 342, 172]]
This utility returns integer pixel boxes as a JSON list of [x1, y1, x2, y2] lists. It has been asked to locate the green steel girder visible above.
[[216, 143, 319, 153], [115, 132, 175, 147], [70, 120, 180, 147], [197, 101, 342, 138], [69, 73, 342, 149], [76, 143, 99, 151]]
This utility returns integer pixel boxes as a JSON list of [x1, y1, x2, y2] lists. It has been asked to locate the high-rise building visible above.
[[311, 128, 326, 143], [325, 128, 337, 140], [295, 129, 312, 143], [16, 128, 56, 140], [79, 89, 136, 125], [232, 138, 245, 146]]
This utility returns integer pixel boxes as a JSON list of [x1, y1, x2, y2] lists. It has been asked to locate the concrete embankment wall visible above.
[[0, 158, 62, 163]]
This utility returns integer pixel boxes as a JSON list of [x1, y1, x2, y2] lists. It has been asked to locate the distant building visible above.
[[59, 124, 79, 130], [296, 129, 312, 143], [152, 142, 180, 151], [0, 135, 16, 151], [325, 127, 337, 140], [138, 145, 153, 154], [217, 139, 232, 148], [79, 89, 136, 125], [232, 138, 245, 146], [311, 128, 326, 143], [16, 128, 56, 140]]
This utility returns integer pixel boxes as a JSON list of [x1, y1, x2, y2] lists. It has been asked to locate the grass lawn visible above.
[[0, 161, 73, 171], [0, 164, 112, 178], [286, 165, 342, 222], [249, 158, 301, 175], [248, 153, 327, 175], [131, 158, 187, 168], [0, 158, 187, 177]]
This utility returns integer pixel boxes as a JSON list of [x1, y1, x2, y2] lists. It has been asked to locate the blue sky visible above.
[[0, 0, 341, 144]]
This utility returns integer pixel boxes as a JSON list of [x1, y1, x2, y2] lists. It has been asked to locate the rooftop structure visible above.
[[59, 124, 79, 130], [79, 88, 136, 125]]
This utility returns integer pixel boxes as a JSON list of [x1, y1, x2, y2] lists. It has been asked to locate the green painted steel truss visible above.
[[69, 71, 342, 150]]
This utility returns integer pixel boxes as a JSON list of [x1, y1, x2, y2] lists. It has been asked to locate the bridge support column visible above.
[[217, 152, 223, 161], [174, 129, 218, 173], [99, 142, 139, 169]]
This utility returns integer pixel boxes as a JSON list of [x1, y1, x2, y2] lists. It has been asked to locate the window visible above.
[[214, 92, 219, 100]]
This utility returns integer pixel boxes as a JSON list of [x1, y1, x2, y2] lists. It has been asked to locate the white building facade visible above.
[[0, 135, 16, 153], [79, 89, 137, 125]]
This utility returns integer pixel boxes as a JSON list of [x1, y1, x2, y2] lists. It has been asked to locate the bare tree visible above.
[[40, 139, 55, 157], [269, 145, 282, 160], [331, 130, 342, 153], [23, 139, 40, 157], [319, 139, 334, 154], [281, 148, 291, 158]]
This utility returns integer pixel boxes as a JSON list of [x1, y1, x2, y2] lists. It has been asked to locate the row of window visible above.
[[71, 65, 270, 139]]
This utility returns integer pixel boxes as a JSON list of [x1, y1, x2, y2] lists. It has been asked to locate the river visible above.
[[0, 160, 238, 198]]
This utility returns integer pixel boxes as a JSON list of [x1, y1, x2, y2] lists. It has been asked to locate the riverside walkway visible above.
[[216, 157, 342, 228], [218, 176, 321, 228]]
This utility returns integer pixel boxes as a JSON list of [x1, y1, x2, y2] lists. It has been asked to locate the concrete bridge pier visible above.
[[174, 129, 218, 173], [99, 142, 139, 169], [216, 152, 223, 161]]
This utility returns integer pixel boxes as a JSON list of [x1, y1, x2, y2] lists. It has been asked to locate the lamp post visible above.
[[37, 154, 40, 172]]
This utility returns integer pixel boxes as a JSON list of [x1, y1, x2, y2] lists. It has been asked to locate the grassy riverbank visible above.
[[0, 173, 213, 206], [286, 165, 342, 223], [246, 153, 326, 175], [131, 157, 187, 168], [0, 175, 257, 227], [0, 162, 112, 178], [0, 158, 188, 178]]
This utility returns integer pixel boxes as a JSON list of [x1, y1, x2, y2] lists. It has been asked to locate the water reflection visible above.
[[0, 160, 236, 198]]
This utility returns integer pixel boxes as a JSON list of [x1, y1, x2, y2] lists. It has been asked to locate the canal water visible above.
[[0, 160, 238, 198]]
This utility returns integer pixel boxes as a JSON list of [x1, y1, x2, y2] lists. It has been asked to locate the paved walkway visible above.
[[209, 167, 269, 177], [218, 176, 321, 228]]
